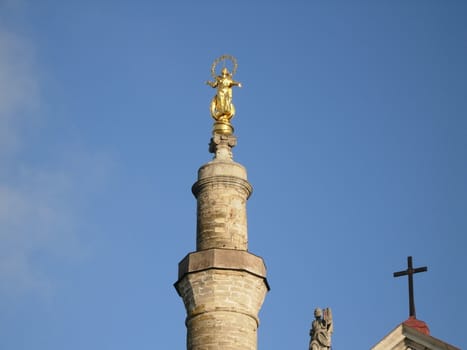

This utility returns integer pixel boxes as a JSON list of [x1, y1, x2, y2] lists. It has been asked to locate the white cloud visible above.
[[0, 28, 53, 296], [0, 27, 112, 297], [0, 30, 39, 156], [0, 166, 83, 296]]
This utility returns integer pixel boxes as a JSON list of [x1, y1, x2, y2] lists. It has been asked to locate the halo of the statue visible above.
[[211, 55, 238, 78]]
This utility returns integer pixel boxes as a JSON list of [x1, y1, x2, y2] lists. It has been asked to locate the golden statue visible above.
[[207, 55, 242, 135]]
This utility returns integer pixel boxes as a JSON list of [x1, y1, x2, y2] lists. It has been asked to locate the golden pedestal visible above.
[[213, 120, 234, 135]]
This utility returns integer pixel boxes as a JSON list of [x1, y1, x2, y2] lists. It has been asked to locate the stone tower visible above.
[[174, 56, 269, 349], [174, 132, 269, 350]]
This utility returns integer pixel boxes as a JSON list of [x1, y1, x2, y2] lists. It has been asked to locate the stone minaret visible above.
[[175, 56, 269, 350], [175, 133, 269, 350]]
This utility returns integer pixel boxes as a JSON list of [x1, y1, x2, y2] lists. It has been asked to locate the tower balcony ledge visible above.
[[174, 248, 270, 295]]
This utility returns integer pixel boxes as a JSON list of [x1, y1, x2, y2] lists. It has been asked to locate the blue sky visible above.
[[0, 1, 466, 349]]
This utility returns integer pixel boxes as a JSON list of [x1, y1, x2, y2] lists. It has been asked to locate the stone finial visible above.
[[209, 133, 237, 160], [309, 307, 333, 350]]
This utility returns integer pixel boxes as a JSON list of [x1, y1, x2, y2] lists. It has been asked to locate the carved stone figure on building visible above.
[[309, 307, 333, 350]]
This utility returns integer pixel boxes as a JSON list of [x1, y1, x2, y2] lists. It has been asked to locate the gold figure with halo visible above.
[[206, 55, 242, 135]]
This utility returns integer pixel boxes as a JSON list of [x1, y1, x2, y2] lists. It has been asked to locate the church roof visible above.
[[371, 318, 460, 350]]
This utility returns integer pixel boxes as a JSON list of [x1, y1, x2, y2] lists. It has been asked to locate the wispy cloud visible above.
[[0, 178, 74, 296], [0, 30, 39, 156], [0, 28, 67, 297], [0, 27, 112, 297]]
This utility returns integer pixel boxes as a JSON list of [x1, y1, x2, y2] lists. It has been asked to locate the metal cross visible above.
[[393, 256, 428, 318]]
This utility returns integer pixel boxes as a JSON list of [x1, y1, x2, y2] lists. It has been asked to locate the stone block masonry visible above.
[[192, 161, 252, 251], [176, 269, 268, 350], [175, 134, 269, 350]]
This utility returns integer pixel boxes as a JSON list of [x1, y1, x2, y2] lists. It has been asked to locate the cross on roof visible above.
[[393, 256, 428, 318]]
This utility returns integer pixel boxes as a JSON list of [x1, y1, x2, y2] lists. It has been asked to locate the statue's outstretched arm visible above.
[[206, 80, 217, 88], [231, 80, 242, 87]]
